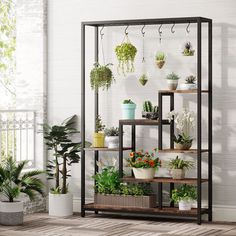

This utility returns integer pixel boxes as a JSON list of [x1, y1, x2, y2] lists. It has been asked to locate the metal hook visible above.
[[158, 24, 163, 35], [171, 23, 175, 33], [186, 22, 190, 34], [141, 24, 146, 36], [100, 26, 104, 39], [124, 25, 129, 35]]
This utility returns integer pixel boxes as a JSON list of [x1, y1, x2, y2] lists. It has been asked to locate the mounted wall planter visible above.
[[121, 103, 136, 119]]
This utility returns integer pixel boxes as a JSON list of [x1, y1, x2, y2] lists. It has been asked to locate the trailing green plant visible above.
[[43, 115, 89, 194], [115, 40, 137, 75], [120, 183, 152, 196], [139, 74, 148, 86], [95, 115, 105, 133], [104, 127, 119, 136], [0, 156, 44, 202], [171, 184, 197, 203], [90, 63, 114, 91], [155, 52, 165, 61], [182, 42, 195, 56], [166, 72, 180, 80], [143, 101, 158, 113], [123, 99, 135, 104], [174, 134, 193, 145], [185, 75, 196, 84], [167, 156, 194, 170]]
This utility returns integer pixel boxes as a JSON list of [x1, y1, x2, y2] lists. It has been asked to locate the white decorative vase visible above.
[[105, 136, 119, 148], [132, 168, 156, 179], [179, 200, 192, 211], [0, 201, 24, 225], [49, 192, 73, 217], [179, 83, 197, 90], [167, 80, 178, 90]]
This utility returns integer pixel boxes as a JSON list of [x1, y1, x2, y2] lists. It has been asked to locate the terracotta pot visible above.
[[175, 142, 192, 150], [170, 169, 185, 179], [167, 80, 178, 90], [156, 60, 165, 69], [132, 168, 156, 179]]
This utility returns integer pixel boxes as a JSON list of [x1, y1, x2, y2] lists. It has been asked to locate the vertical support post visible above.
[[119, 122, 124, 178], [158, 92, 163, 150], [94, 26, 99, 214], [208, 19, 213, 222], [197, 18, 202, 225], [170, 93, 174, 149], [81, 23, 86, 217], [131, 125, 136, 152], [158, 183, 163, 209]]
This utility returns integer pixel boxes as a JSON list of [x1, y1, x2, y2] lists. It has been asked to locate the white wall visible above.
[[48, 0, 236, 221]]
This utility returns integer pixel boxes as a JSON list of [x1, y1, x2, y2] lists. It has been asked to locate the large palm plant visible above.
[[0, 156, 44, 202]]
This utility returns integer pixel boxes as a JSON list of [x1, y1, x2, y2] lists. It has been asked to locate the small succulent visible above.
[[104, 127, 119, 136], [155, 52, 165, 61], [166, 72, 180, 80], [123, 99, 135, 104], [139, 73, 148, 86], [95, 115, 105, 133], [182, 42, 195, 56], [185, 75, 196, 84]]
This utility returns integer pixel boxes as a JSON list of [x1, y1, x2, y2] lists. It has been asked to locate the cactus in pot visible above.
[[142, 101, 158, 120]]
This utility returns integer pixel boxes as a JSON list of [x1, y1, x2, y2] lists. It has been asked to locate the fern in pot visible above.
[[105, 127, 119, 149], [0, 156, 44, 225]]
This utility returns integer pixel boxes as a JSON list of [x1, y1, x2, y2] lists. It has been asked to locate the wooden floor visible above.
[[0, 213, 236, 236]]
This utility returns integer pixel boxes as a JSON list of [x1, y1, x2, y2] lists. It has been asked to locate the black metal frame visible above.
[[81, 17, 212, 225]]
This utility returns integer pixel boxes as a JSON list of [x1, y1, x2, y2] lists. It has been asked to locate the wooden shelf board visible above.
[[158, 149, 209, 154], [119, 119, 170, 126], [122, 176, 208, 184], [159, 89, 208, 94], [84, 147, 132, 151], [84, 203, 208, 217]]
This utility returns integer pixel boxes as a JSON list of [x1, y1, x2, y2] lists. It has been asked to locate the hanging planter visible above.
[[182, 41, 195, 56], [155, 52, 165, 69], [139, 74, 148, 86]]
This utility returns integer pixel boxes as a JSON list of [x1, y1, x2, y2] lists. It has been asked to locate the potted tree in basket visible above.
[[0, 156, 44, 225], [105, 127, 119, 149], [44, 115, 88, 217], [155, 52, 165, 69], [180, 75, 197, 90], [166, 72, 180, 90], [121, 99, 136, 119], [168, 109, 195, 150], [166, 156, 194, 179], [171, 184, 197, 211], [93, 115, 105, 147], [127, 148, 161, 179]]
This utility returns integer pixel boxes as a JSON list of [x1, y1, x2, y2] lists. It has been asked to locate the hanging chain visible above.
[[100, 26, 105, 65], [141, 25, 145, 63], [158, 24, 163, 45]]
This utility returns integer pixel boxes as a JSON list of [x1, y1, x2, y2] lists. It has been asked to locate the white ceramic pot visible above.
[[170, 169, 185, 179], [179, 83, 197, 90], [0, 201, 24, 225], [132, 168, 156, 179], [105, 136, 119, 148], [179, 200, 192, 211], [49, 192, 73, 217], [167, 80, 178, 90]]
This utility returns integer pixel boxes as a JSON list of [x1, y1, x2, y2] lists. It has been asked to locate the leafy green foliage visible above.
[[90, 63, 114, 91], [0, 156, 44, 202], [167, 156, 194, 170], [143, 101, 158, 113], [104, 127, 119, 136], [166, 72, 180, 80], [155, 52, 165, 61], [115, 40, 137, 75], [185, 75, 196, 84], [123, 99, 135, 104], [182, 42, 195, 56], [171, 184, 197, 203], [120, 183, 152, 196], [174, 134, 193, 144], [95, 115, 105, 133]]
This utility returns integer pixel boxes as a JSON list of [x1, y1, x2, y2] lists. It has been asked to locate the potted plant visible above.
[[90, 63, 114, 90], [155, 52, 165, 69], [182, 42, 195, 56], [180, 75, 197, 90], [0, 156, 44, 225], [127, 148, 161, 179], [139, 73, 148, 86], [115, 39, 137, 76], [166, 72, 180, 90], [93, 166, 156, 208], [121, 99, 136, 119], [142, 101, 158, 120], [171, 184, 197, 211], [105, 127, 119, 149], [168, 109, 195, 150], [93, 115, 105, 147], [166, 156, 194, 179], [44, 115, 86, 217]]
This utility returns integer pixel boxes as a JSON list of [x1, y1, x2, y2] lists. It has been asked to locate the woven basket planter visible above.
[[94, 193, 156, 208]]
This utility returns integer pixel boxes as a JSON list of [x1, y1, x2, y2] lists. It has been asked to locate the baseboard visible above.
[[73, 197, 236, 222]]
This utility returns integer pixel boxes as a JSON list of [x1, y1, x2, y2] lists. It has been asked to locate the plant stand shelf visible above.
[[158, 149, 209, 154], [84, 147, 132, 151]]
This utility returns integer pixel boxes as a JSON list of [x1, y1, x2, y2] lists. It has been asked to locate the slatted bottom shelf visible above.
[[84, 203, 208, 217]]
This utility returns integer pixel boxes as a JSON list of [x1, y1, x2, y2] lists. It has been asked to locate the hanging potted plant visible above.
[[115, 35, 137, 76], [93, 115, 105, 147], [166, 72, 180, 90], [168, 109, 195, 150], [90, 63, 114, 90], [105, 127, 119, 149], [171, 184, 197, 211], [44, 115, 88, 217], [139, 73, 148, 86], [121, 99, 136, 119], [127, 148, 161, 179], [142, 101, 158, 120], [166, 156, 194, 179], [0, 156, 44, 225], [155, 52, 165, 69], [180, 75, 197, 90], [182, 41, 195, 56]]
